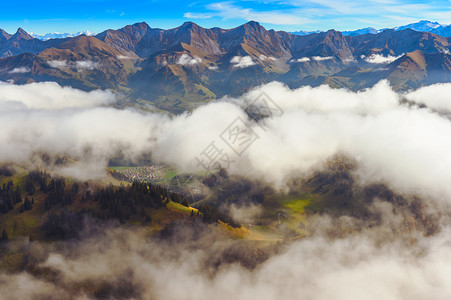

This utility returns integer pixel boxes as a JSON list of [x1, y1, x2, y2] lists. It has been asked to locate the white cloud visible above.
[[207, 80, 451, 200], [363, 53, 404, 64], [5, 214, 451, 300], [289, 56, 332, 62], [4, 79, 451, 203], [208, 66, 219, 70], [117, 55, 133, 60], [147, 80, 451, 202], [181, 0, 451, 33], [312, 56, 333, 61], [47, 60, 67, 69], [230, 56, 257, 68], [186, 2, 308, 25], [0, 81, 116, 111], [76, 60, 99, 70], [290, 57, 311, 63], [8, 67, 31, 74], [177, 54, 202, 66], [0, 272, 68, 299], [259, 54, 277, 61], [372, 67, 389, 72], [184, 12, 213, 19], [229, 203, 263, 224], [4, 81, 451, 300], [0, 107, 160, 179], [343, 56, 356, 64], [405, 83, 451, 113]]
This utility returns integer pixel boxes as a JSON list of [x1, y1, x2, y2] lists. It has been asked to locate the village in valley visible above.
[[109, 164, 175, 183]]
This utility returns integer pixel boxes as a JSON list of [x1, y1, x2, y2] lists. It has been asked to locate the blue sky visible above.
[[1, 0, 451, 34]]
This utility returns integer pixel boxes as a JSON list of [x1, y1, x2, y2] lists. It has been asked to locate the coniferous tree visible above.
[[72, 182, 79, 194], [14, 187, 22, 204], [25, 177, 35, 195], [1, 229, 8, 243], [24, 197, 32, 211]]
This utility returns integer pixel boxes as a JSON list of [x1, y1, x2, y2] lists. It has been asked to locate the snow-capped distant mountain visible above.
[[344, 20, 451, 37], [31, 31, 95, 40], [289, 30, 322, 36], [394, 20, 441, 32], [291, 20, 451, 37], [342, 27, 380, 36]]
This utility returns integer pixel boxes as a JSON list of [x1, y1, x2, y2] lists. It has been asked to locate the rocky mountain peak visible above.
[[11, 28, 34, 40]]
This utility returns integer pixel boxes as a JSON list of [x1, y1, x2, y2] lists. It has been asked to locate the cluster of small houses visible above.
[[113, 165, 169, 182]]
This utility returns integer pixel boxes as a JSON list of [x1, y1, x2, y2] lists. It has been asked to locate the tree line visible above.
[[0, 180, 22, 213], [2, 169, 241, 241]]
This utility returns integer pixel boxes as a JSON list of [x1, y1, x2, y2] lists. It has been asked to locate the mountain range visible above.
[[29, 20, 451, 40], [31, 31, 95, 40], [1, 21, 451, 113], [292, 20, 451, 37]]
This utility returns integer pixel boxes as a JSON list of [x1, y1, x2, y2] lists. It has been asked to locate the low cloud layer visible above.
[[3, 208, 451, 300], [259, 55, 277, 61], [290, 57, 311, 63], [311, 56, 333, 61], [231, 56, 257, 68], [117, 55, 133, 60], [2, 79, 451, 298], [47, 60, 68, 69], [47, 60, 100, 71], [405, 83, 451, 113], [178, 54, 202, 66], [2, 80, 451, 203], [290, 56, 333, 63], [0, 81, 116, 111], [220, 81, 451, 200], [363, 53, 403, 64], [76, 60, 99, 70], [150, 80, 451, 202], [8, 67, 31, 74]]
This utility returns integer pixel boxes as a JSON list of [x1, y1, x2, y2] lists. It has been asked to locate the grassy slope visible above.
[[252, 193, 312, 240], [0, 167, 204, 272], [0, 167, 197, 242], [0, 165, 317, 272]]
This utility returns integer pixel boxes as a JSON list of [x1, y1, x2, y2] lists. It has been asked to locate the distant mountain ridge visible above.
[[291, 20, 451, 37], [31, 31, 95, 40], [17, 20, 451, 41], [341, 27, 380, 36], [1, 21, 451, 113]]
